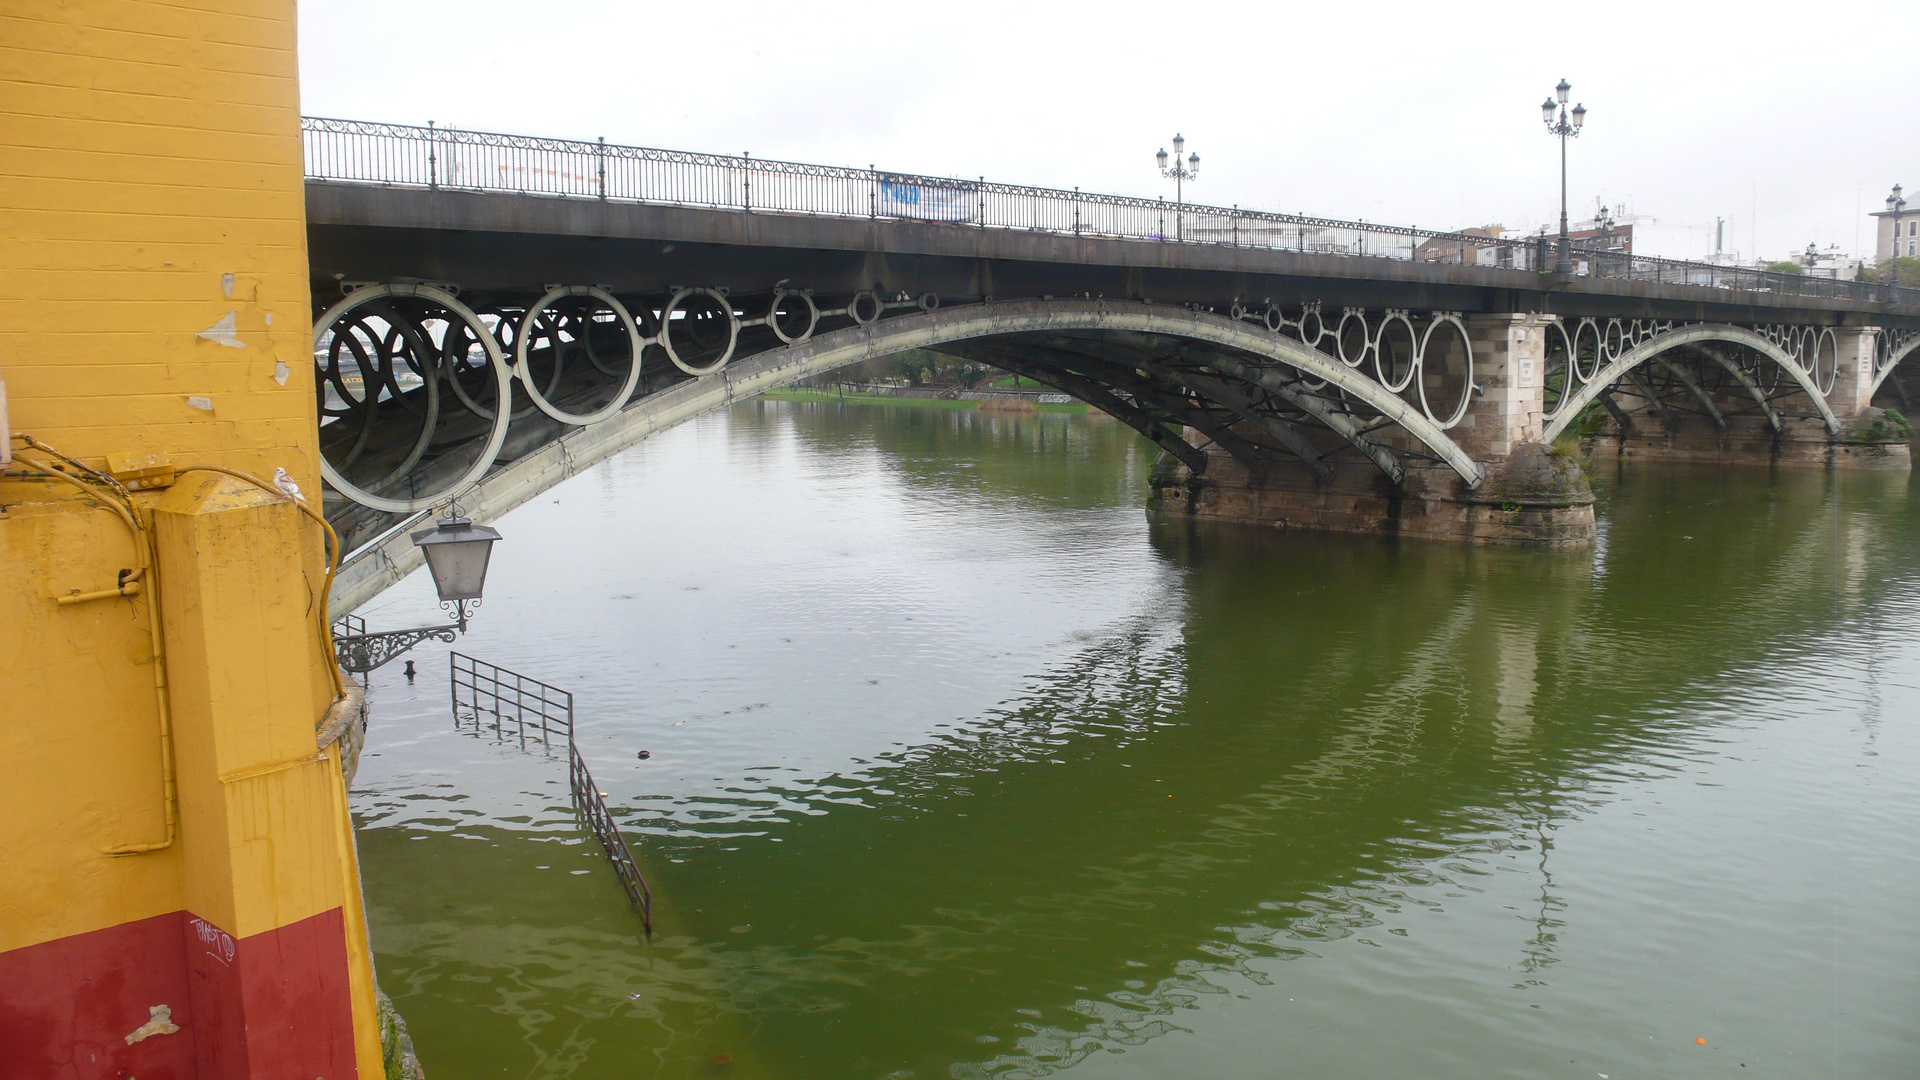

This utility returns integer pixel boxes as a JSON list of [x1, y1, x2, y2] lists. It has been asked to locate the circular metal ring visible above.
[[1372, 311, 1419, 393], [313, 283, 512, 514], [1813, 327, 1840, 396], [1541, 320, 1576, 422], [768, 288, 819, 344], [1572, 319, 1604, 385], [1416, 315, 1474, 429], [848, 291, 883, 326], [918, 292, 941, 312], [1229, 302, 1247, 321], [513, 285, 646, 425], [440, 306, 517, 420], [1603, 319, 1626, 361], [1264, 305, 1286, 333], [659, 287, 737, 375], [1335, 310, 1370, 368]]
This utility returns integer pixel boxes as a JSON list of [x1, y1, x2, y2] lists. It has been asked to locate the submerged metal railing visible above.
[[448, 651, 653, 933], [569, 740, 653, 933], [302, 116, 1918, 307], [451, 650, 573, 746]]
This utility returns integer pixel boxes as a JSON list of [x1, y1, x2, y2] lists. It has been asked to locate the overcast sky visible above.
[[299, 0, 1915, 263]]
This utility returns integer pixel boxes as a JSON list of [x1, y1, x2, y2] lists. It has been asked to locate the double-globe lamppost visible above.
[[1155, 134, 1200, 241], [330, 510, 503, 674], [1540, 79, 1588, 276], [1889, 184, 1908, 287]]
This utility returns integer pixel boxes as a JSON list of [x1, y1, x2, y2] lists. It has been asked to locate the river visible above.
[[349, 397, 1920, 1079]]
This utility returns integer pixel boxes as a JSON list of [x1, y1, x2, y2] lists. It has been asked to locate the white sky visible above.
[[298, 0, 1916, 264]]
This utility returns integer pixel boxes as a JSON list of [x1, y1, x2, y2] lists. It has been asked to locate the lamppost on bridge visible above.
[[1540, 79, 1588, 276], [1155, 134, 1200, 241], [1888, 184, 1908, 287]]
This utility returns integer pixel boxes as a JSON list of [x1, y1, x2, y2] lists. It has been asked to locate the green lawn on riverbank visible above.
[[758, 387, 1088, 413]]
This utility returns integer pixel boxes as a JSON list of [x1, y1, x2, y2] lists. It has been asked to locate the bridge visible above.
[[303, 118, 1920, 611]]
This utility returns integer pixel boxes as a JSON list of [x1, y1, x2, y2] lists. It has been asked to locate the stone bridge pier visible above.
[[1147, 315, 1598, 547]]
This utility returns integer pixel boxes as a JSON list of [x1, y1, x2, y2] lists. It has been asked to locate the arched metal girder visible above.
[[1020, 331, 1407, 484], [973, 336, 1336, 483], [330, 298, 1486, 615], [1542, 323, 1839, 442], [1188, 352, 1409, 484], [1868, 334, 1920, 402], [1155, 366, 1335, 483], [1653, 357, 1726, 431], [922, 343, 1214, 475], [1700, 346, 1782, 433], [1623, 368, 1679, 432], [946, 339, 1277, 473]]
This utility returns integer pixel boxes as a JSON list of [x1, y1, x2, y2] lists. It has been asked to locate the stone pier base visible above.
[[1146, 442, 1596, 547], [1581, 408, 1911, 471]]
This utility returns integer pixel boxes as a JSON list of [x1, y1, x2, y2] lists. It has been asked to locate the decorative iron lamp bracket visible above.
[[333, 600, 476, 675], [332, 510, 501, 675]]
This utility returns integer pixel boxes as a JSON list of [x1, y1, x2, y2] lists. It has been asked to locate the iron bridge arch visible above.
[[1538, 321, 1844, 444], [318, 289, 1494, 610], [1869, 330, 1920, 410]]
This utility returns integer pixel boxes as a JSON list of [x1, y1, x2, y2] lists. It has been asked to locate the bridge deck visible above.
[[306, 182, 1918, 329]]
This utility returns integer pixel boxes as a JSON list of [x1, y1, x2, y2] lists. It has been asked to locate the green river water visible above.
[[350, 399, 1920, 1079]]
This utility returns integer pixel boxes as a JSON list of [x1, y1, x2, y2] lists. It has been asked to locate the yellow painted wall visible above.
[[0, 0, 319, 490], [0, 1, 383, 1074]]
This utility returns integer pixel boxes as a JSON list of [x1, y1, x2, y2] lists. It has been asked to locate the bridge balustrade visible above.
[[301, 117, 1919, 307]]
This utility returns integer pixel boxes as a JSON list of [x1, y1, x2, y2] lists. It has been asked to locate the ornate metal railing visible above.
[[447, 651, 652, 932], [302, 116, 1919, 307], [569, 739, 653, 934]]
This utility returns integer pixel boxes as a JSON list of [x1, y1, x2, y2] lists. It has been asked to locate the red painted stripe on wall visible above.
[[0, 908, 359, 1080], [0, 911, 195, 1080]]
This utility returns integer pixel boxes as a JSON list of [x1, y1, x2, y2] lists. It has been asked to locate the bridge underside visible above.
[[306, 185, 1920, 609]]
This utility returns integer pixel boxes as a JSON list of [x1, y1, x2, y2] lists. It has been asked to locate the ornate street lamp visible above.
[[1155, 133, 1200, 241], [332, 511, 503, 674], [1888, 184, 1908, 286], [1541, 79, 1587, 276]]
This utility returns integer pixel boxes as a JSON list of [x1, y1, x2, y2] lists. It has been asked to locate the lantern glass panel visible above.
[[410, 518, 502, 602]]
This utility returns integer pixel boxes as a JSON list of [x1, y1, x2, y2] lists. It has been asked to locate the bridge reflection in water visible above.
[[348, 400, 1919, 1079]]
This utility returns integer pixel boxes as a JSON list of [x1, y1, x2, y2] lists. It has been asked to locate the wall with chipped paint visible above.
[[0, 3, 384, 1077], [0, 1, 320, 492]]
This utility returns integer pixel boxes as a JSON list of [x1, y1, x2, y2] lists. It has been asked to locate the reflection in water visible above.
[[352, 400, 1920, 1079]]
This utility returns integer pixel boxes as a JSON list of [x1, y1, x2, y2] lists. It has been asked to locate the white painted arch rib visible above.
[[331, 299, 1483, 613], [1540, 323, 1841, 443], [1868, 335, 1920, 399]]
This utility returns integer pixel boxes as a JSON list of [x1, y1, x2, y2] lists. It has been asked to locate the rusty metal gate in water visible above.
[[449, 651, 653, 933]]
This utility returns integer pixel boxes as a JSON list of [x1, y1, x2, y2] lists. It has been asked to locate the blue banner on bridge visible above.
[[878, 174, 978, 222]]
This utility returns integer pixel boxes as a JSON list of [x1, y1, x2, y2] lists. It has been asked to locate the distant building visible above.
[[1552, 204, 1720, 262], [1414, 226, 1521, 267], [1873, 202, 1917, 261], [1798, 244, 1860, 281], [1566, 221, 1633, 255]]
